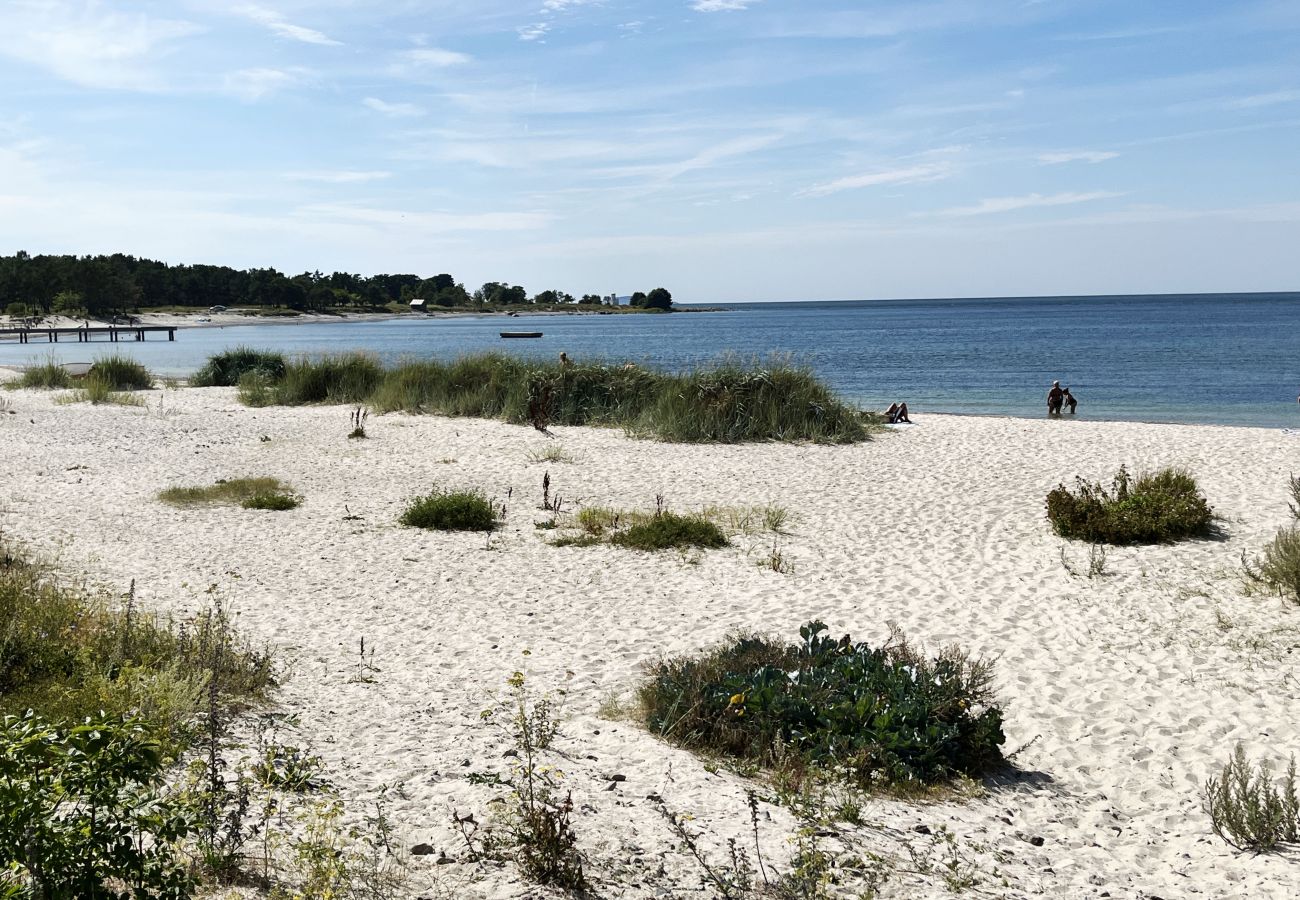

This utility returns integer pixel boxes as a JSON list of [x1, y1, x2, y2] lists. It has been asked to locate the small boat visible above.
[[500, 331, 543, 339]]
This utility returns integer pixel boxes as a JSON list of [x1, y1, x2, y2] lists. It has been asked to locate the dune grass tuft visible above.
[[16, 358, 72, 389], [639, 621, 1006, 789], [55, 373, 147, 407], [400, 488, 498, 531], [1046, 465, 1212, 545], [211, 350, 870, 444], [158, 477, 295, 508], [1244, 524, 1300, 604], [610, 512, 729, 551], [190, 347, 287, 387], [89, 354, 153, 391]]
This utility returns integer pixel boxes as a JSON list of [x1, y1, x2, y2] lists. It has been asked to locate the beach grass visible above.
[[55, 373, 147, 407], [400, 487, 498, 531], [15, 357, 73, 389], [1046, 465, 1212, 545], [158, 476, 297, 508], [639, 621, 1006, 789], [190, 347, 287, 387], [609, 512, 729, 551], [213, 350, 871, 444], [1244, 524, 1300, 604], [89, 354, 153, 391]]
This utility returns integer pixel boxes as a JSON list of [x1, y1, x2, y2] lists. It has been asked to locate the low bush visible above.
[[190, 347, 287, 387], [91, 354, 154, 390], [16, 358, 72, 389], [158, 477, 295, 508], [1244, 524, 1300, 604], [400, 488, 498, 531], [1289, 474, 1300, 520], [1046, 465, 1212, 544], [1204, 744, 1299, 852], [611, 512, 729, 551], [640, 621, 1006, 789], [242, 490, 301, 511]]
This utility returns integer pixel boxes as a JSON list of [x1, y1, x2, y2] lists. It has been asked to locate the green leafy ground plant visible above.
[[1047, 465, 1212, 545]]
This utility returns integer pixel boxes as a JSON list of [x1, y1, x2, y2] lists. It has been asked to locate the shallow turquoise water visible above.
[[3, 292, 1298, 428]]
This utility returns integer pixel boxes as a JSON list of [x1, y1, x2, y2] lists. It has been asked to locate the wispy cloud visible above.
[[363, 97, 426, 117], [0, 2, 201, 90], [1038, 150, 1120, 165], [923, 191, 1125, 217], [1227, 89, 1300, 109], [693, 0, 761, 10], [223, 67, 307, 101], [799, 163, 952, 198], [285, 171, 392, 184], [518, 23, 551, 41], [236, 4, 340, 46]]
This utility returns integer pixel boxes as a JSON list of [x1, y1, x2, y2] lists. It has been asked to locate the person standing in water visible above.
[[1047, 381, 1064, 415]]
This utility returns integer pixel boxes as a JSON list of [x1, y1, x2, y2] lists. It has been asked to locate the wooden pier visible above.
[[0, 325, 177, 344]]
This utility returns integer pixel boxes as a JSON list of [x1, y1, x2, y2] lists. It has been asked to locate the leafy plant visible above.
[[159, 477, 295, 508], [400, 488, 498, 532], [611, 512, 729, 551], [1204, 744, 1300, 852], [1046, 465, 1212, 545], [640, 621, 1006, 789], [0, 712, 195, 899], [242, 490, 302, 511]]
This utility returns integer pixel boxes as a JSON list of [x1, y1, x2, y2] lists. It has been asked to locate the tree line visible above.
[[0, 251, 673, 318]]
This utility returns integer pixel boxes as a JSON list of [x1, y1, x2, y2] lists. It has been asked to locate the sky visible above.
[[1, 0, 1298, 302]]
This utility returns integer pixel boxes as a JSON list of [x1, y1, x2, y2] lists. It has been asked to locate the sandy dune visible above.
[[2, 383, 1298, 898]]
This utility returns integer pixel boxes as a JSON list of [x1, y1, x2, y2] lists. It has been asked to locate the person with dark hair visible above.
[[1047, 381, 1064, 415], [884, 401, 911, 424], [1062, 387, 1078, 414]]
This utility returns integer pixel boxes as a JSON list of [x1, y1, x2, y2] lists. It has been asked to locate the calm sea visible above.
[[3, 292, 1299, 428]]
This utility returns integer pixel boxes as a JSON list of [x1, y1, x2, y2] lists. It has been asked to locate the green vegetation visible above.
[[15, 358, 72, 389], [1046, 465, 1213, 545], [90, 354, 153, 390], [1204, 744, 1299, 852], [610, 512, 729, 551], [1289, 473, 1300, 520], [640, 621, 1006, 789], [223, 351, 869, 444], [190, 347, 287, 387], [400, 487, 498, 531], [56, 374, 148, 407], [1244, 524, 1300, 604], [158, 477, 297, 509]]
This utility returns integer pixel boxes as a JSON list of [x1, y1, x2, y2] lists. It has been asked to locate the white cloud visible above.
[[799, 163, 952, 198], [0, 1, 201, 90], [518, 22, 551, 41], [297, 203, 552, 232], [543, 0, 600, 10], [401, 47, 472, 67], [693, 0, 759, 10], [1227, 89, 1300, 109], [363, 97, 426, 117], [924, 191, 1125, 217], [236, 4, 340, 46], [1038, 150, 1120, 165], [223, 67, 304, 101], [284, 170, 393, 183]]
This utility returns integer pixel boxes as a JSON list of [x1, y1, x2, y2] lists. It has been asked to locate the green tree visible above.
[[629, 291, 647, 307], [644, 287, 673, 310]]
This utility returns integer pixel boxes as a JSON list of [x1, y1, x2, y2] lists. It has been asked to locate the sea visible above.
[[3, 292, 1299, 428]]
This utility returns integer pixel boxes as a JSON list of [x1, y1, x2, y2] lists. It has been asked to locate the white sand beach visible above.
[[2, 382, 1298, 899]]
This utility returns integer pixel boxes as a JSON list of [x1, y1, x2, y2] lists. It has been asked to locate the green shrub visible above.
[[190, 347, 287, 387], [610, 512, 729, 551], [56, 373, 146, 407], [0, 541, 272, 738], [271, 353, 383, 405], [1289, 474, 1300, 520], [0, 712, 196, 899], [241, 490, 301, 511], [640, 621, 1005, 789], [1046, 465, 1212, 544], [5, 302, 31, 318], [237, 371, 275, 407], [1244, 525, 1300, 604], [16, 358, 72, 389], [158, 477, 294, 507], [400, 488, 498, 531], [1204, 744, 1299, 852], [91, 354, 153, 390], [222, 350, 870, 444]]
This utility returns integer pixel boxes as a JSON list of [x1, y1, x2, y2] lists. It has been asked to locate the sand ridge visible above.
[[2, 386, 1298, 898]]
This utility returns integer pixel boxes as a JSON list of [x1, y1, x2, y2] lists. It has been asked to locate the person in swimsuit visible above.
[[884, 401, 911, 424], [1047, 381, 1064, 415], [1062, 387, 1077, 414]]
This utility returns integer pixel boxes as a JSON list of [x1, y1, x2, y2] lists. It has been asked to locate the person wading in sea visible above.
[[1047, 381, 1064, 415]]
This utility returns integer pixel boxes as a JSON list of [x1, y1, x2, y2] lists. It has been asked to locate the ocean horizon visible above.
[[3, 291, 1298, 428]]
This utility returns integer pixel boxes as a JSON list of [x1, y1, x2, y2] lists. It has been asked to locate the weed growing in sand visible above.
[[1289, 474, 1300, 520], [158, 477, 298, 509], [528, 444, 573, 464], [1046, 465, 1212, 545], [1204, 744, 1300, 852], [1059, 542, 1108, 578], [1243, 525, 1300, 604], [477, 671, 586, 889], [640, 621, 1005, 790], [553, 500, 729, 552], [759, 542, 795, 574], [56, 373, 148, 407], [400, 487, 498, 532], [348, 406, 369, 439]]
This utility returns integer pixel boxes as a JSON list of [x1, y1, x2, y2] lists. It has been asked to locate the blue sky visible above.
[[1, 0, 1298, 301]]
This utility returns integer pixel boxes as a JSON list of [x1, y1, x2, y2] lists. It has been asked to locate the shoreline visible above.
[[2, 389, 1297, 898]]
